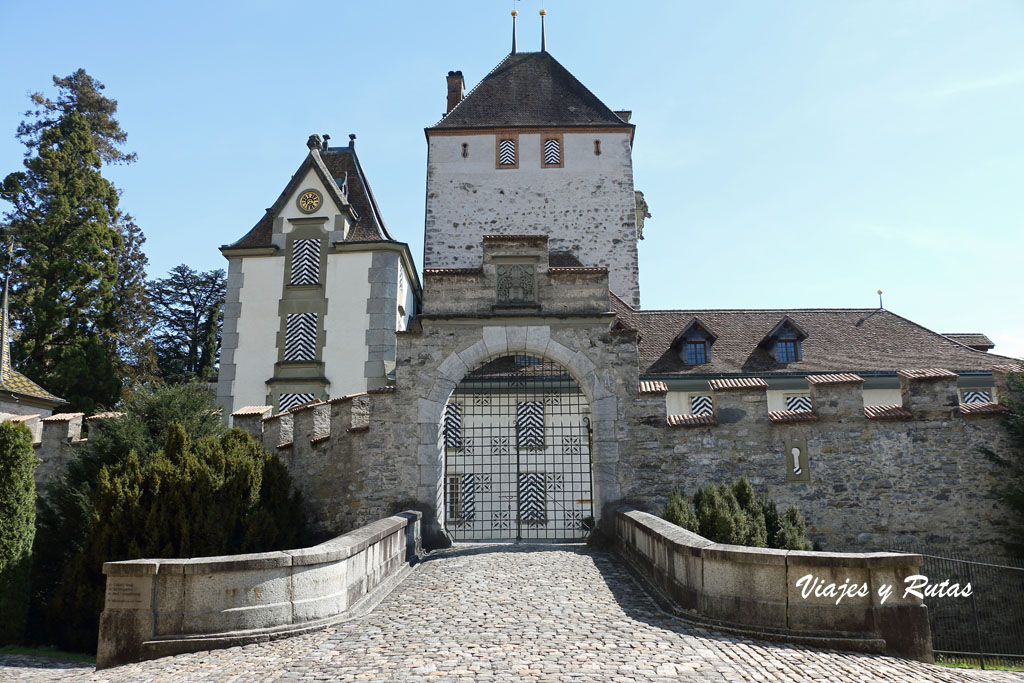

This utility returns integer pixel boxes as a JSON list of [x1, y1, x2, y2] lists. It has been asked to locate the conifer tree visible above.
[[0, 422, 37, 644], [1, 70, 151, 411], [148, 265, 226, 381]]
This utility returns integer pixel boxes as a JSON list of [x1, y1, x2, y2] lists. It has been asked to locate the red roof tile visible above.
[[864, 405, 913, 420], [231, 405, 273, 417], [959, 402, 1010, 416], [638, 381, 668, 395], [768, 410, 818, 423], [668, 413, 717, 427], [806, 373, 864, 385], [897, 368, 958, 380], [709, 377, 769, 391]]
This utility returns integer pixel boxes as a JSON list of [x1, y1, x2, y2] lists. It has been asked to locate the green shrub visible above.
[[0, 422, 36, 644], [662, 476, 813, 550], [30, 382, 308, 653]]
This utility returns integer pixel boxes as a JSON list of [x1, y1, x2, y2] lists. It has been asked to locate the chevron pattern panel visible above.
[[516, 401, 545, 449], [498, 138, 516, 165], [284, 312, 317, 361], [289, 239, 321, 285], [518, 472, 546, 524], [786, 395, 813, 412], [279, 393, 314, 412], [962, 390, 991, 403], [443, 402, 462, 449], [460, 473, 476, 522], [543, 138, 561, 165], [690, 395, 713, 416]]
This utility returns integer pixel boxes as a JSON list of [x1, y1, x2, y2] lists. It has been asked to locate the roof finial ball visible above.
[[540, 9, 547, 53], [511, 9, 518, 54]]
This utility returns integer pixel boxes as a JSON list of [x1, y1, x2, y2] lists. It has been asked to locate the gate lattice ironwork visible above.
[[443, 354, 593, 541]]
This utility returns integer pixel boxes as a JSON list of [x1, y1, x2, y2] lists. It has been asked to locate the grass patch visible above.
[[0, 644, 95, 664], [935, 654, 1024, 671]]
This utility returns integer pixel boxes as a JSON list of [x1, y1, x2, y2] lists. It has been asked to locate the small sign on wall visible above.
[[785, 439, 810, 482]]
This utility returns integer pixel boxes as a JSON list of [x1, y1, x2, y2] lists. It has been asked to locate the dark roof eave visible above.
[[425, 121, 635, 142]]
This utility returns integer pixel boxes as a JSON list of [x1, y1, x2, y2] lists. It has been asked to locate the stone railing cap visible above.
[[42, 412, 85, 422], [897, 368, 958, 380], [709, 377, 769, 391], [806, 373, 864, 385]]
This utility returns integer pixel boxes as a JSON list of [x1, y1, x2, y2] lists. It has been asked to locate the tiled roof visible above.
[[959, 402, 1009, 416], [668, 413, 717, 427], [638, 381, 668, 395], [993, 364, 1024, 374], [0, 368, 64, 404], [231, 405, 272, 417], [864, 405, 913, 420], [943, 333, 995, 351], [86, 411, 124, 421], [897, 368, 958, 380], [42, 412, 85, 422], [768, 409, 818, 423], [5, 413, 39, 423], [709, 378, 769, 391], [806, 373, 864, 385], [224, 144, 394, 251], [430, 52, 633, 131], [627, 307, 1021, 376]]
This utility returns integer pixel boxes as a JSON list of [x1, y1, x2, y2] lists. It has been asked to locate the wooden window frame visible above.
[[775, 340, 800, 363], [684, 340, 707, 365], [445, 473, 463, 522], [495, 133, 519, 169], [541, 132, 564, 169]]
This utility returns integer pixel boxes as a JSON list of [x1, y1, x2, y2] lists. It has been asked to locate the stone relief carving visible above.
[[496, 264, 535, 303], [635, 190, 651, 240]]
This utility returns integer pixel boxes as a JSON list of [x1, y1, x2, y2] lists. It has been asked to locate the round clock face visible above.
[[297, 190, 322, 213]]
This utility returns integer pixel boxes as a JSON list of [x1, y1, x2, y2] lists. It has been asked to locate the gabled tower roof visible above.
[[223, 141, 395, 251], [429, 51, 634, 131]]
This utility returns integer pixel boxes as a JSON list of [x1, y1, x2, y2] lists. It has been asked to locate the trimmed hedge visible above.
[[663, 476, 813, 550], [0, 422, 37, 644]]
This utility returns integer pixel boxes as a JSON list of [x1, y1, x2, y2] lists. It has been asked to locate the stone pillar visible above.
[[898, 369, 960, 419], [262, 412, 293, 450], [808, 373, 864, 421], [710, 378, 769, 425], [992, 364, 1023, 405], [230, 406, 272, 437], [5, 413, 41, 442]]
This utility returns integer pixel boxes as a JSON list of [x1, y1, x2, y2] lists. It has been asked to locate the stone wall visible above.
[[0, 411, 114, 494], [96, 510, 422, 668], [615, 508, 933, 661], [623, 368, 1019, 554]]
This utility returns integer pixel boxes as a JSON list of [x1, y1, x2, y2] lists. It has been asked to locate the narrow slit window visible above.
[[594, 139, 601, 156], [461, 142, 468, 158]]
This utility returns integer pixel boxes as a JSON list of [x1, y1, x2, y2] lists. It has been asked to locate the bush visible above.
[[0, 422, 37, 644], [662, 476, 813, 550], [30, 382, 308, 653]]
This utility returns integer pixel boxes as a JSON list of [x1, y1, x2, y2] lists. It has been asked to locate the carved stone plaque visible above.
[[104, 576, 153, 611], [496, 264, 535, 303]]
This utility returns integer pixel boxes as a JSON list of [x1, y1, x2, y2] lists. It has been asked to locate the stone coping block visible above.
[[97, 511, 423, 669], [806, 373, 863, 385], [897, 368, 958, 380], [709, 377, 769, 391], [614, 507, 932, 662]]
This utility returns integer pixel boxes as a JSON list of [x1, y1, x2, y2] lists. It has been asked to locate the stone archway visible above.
[[415, 325, 621, 540]]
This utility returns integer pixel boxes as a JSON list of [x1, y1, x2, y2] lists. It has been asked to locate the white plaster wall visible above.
[[424, 131, 640, 306], [323, 251, 373, 397], [666, 391, 690, 415], [397, 263, 415, 332], [233, 257, 286, 408], [863, 389, 904, 407], [278, 166, 349, 237]]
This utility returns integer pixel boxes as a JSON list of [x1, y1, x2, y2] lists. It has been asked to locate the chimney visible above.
[[446, 71, 465, 114]]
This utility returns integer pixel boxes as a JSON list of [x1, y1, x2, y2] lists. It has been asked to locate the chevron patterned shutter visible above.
[[543, 138, 561, 165], [284, 312, 317, 361], [444, 402, 463, 449], [962, 390, 991, 403], [498, 138, 516, 165], [516, 401, 545, 449], [290, 239, 321, 285], [518, 471, 546, 524], [461, 473, 476, 521], [279, 393, 315, 412], [690, 395, 713, 416], [785, 395, 813, 412]]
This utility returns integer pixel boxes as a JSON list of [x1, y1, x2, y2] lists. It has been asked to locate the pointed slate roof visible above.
[[223, 142, 395, 251], [429, 51, 633, 131]]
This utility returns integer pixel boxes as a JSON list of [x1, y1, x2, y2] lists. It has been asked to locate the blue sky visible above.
[[1, 1, 1022, 358]]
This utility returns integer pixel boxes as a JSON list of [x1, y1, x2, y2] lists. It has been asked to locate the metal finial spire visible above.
[[1, 242, 13, 376], [511, 10, 518, 54], [877, 289, 884, 309], [540, 9, 547, 52]]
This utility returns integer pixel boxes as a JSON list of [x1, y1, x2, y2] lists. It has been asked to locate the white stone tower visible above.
[[423, 25, 642, 306]]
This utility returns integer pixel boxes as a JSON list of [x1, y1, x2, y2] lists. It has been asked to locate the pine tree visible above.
[[1, 70, 151, 411]]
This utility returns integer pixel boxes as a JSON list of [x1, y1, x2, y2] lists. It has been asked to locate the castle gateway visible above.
[[220, 38, 1020, 551]]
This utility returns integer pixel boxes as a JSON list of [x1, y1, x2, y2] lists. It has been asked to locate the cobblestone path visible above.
[[3, 544, 1022, 682]]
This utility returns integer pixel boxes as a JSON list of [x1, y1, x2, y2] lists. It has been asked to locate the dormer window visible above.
[[672, 318, 717, 366], [684, 341, 707, 365], [758, 316, 808, 364]]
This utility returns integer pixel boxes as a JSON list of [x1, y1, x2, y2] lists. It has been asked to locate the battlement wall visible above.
[[626, 367, 1021, 553]]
